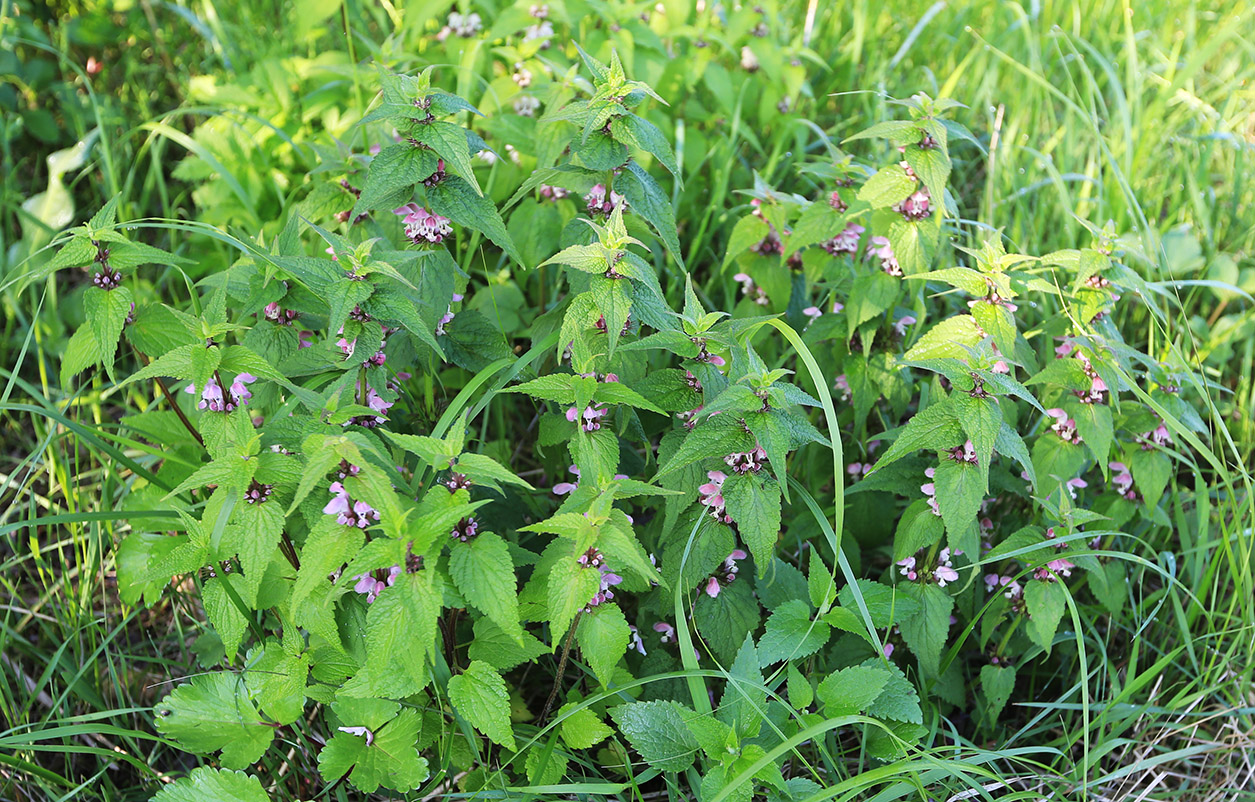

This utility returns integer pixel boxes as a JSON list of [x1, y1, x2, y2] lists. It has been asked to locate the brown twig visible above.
[[539, 611, 582, 726], [134, 348, 204, 447]]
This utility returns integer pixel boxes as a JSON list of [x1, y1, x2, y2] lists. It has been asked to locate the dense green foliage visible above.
[[2, 1, 1253, 800]]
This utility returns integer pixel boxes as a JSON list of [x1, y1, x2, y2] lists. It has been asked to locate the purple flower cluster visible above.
[[704, 549, 747, 598], [393, 203, 453, 245], [578, 548, 623, 611], [897, 547, 960, 587], [584, 184, 625, 217], [1045, 408, 1082, 444], [324, 481, 380, 529], [185, 373, 256, 413]]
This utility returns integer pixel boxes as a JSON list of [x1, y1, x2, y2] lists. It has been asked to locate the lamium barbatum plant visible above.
[[47, 50, 1205, 802]]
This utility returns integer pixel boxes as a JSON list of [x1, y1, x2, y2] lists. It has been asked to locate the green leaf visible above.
[[836, 580, 921, 629], [468, 617, 549, 671], [610, 114, 681, 182], [548, 554, 601, 642], [409, 120, 481, 195], [721, 472, 781, 575], [342, 572, 440, 698], [904, 315, 983, 361], [1024, 579, 1067, 654], [786, 662, 814, 710], [589, 275, 632, 355], [656, 414, 755, 481], [887, 218, 938, 274], [427, 176, 523, 266], [904, 142, 951, 201], [933, 457, 983, 556], [847, 272, 899, 337], [722, 215, 770, 269], [979, 664, 1016, 724], [783, 201, 843, 260], [857, 165, 916, 208], [353, 144, 438, 215], [610, 700, 700, 772], [757, 599, 830, 666], [954, 393, 1001, 485], [815, 665, 891, 717], [154, 672, 274, 770], [203, 576, 250, 663], [717, 634, 767, 737], [317, 709, 429, 793], [151, 767, 270, 802], [84, 285, 133, 378], [559, 704, 614, 749], [618, 161, 684, 268], [970, 301, 1017, 361], [245, 641, 308, 726], [450, 532, 524, 645], [448, 660, 515, 750], [1069, 400, 1113, 469], [576, 602, 630, 687], [863, 659, 923, 724], [871, 399, 961, 471], [897, 582, 954, 677], [60, 325, 103, 385]]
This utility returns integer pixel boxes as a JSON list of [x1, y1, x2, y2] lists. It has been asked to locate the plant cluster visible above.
[[37, 39, 1218, 800]]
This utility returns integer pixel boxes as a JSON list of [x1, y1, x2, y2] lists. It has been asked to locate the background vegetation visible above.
[[2, 0, 1253, 800]]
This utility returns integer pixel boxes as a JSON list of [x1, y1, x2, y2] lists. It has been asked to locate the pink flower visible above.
[[733, 272, 768, 305], [896, 556, 917, 581], [553, 465, 581, 496], [822, 223, 864, 256], [1110, 461, 1136, 500], [186, 378, 225, 412], [325, 482, 381, 528], [834, 374, 851, 402], [185, 373, 255, 412], [338, 725, 375, 746], [1035, 558, 1075, 582], [948, 439, 978, 465], [934, 564, 959, 586], [705, 549, 747, 597], [584, 558, 623, 611], [584, 184, 625, 217], [893, 315, 916, 336], [698, 470, 733, 524], [298, 330, 314, 348], [725, 446, 767, 474], [1065, 477, 1088, 500], [566, 404, 608, 432], [539, 184, 569, 201], [922, 467, 941, 516], [984, 573, 1023, 599], [893, 185, 931, 220], [847, 462, 872, 479], [802, 306, 823, 327], [230, 373, 256, 406], [351, 566, 399, 603], [868, 236, 901, 276], [393, 203, 453, 244], [1046, 408, 1082, 444], [436, 292, 463, 336], [628, 625, 647, 656], [1142, 423, 1172, 450]]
